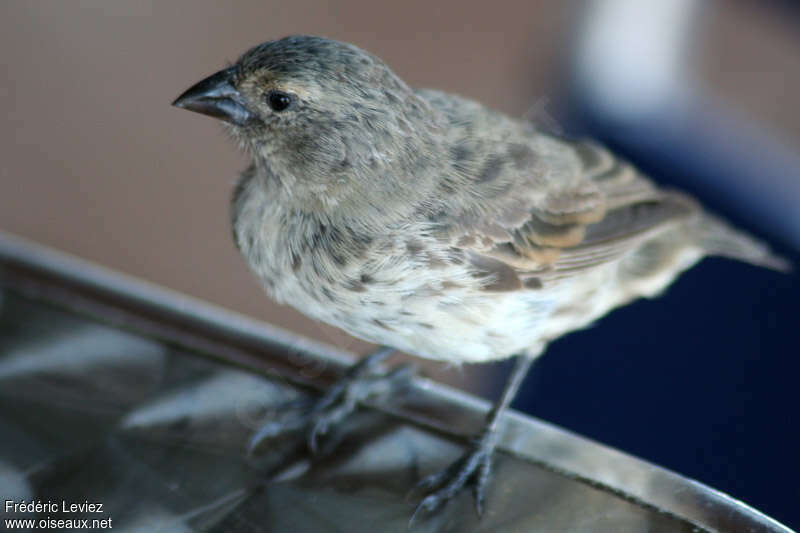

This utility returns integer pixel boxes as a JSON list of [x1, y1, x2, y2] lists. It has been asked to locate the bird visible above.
[[172, 35, 788, 518]]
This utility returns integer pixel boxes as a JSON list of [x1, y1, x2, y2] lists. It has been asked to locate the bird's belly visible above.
[[536, 246, 705, 344], [535, 266, 620, 344], [269, 265, 561, 364], [245, 236, 696, 366]]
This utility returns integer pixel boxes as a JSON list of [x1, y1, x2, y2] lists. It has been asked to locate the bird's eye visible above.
[[266, 90, 293, 112]]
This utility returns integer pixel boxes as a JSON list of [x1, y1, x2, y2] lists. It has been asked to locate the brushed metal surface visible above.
[[0, 232, 793, 532]]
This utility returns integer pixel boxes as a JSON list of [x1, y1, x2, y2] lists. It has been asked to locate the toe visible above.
[[414, 469, 447, 491], [307, 416, 331, 454], [248, 416, 306, 455], [473, 454, 492, 515], [412, 446, 495, 519]]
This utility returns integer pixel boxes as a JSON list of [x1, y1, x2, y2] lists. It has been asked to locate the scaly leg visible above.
[[412, 355, 534, 520]]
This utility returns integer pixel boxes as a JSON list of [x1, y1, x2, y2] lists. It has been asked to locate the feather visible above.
[[415, 98, 786, 290]]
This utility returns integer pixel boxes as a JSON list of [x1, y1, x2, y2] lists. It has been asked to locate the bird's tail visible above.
[[695, 214, 791, 272]]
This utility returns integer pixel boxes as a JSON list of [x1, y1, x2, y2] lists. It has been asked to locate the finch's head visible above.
[[173, 36, 443, 203]]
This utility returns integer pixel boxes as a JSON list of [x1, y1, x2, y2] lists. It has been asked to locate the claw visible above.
[[410, 443, 495, 521], [473, 484, 485, 517], [308, 417, 329, 454], [248, 348, 406, 457], [248, 419, 299, 455], [409, 493, 441, 528]]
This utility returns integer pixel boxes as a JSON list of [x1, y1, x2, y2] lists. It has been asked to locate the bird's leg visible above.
[[412, 355, 534, 520], [249, 346, 410, 454]]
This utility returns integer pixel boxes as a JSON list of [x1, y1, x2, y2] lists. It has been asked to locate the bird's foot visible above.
[[248, 348, 410, 455], [411, 433, 497, 523]]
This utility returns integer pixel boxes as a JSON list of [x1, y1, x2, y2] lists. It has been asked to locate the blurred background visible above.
[[1, 0, 798, 529]]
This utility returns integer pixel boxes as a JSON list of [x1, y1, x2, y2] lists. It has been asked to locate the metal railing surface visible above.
[[0, 231, 794, 532]]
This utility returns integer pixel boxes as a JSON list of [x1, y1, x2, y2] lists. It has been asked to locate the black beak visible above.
[[172, 67, 253, 126]]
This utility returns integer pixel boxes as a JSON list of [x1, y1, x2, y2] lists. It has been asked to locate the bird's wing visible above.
[[436, 135, 700, 291]]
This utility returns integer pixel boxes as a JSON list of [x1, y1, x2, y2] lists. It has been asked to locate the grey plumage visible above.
[[173, 35, 788, 515]]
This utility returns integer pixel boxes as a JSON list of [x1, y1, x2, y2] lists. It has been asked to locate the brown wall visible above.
[[0, 1, 569, 376]]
